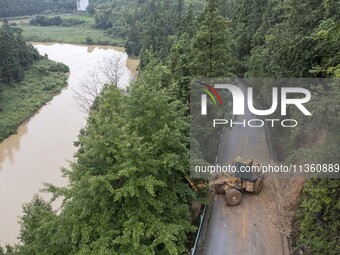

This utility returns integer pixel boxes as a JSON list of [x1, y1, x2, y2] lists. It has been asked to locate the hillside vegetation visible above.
[[0, 0, 76, 18], [0, 0, 338, 254]]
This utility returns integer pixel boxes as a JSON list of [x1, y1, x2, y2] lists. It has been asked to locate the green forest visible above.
[[0, 0, 76, 18], [0, 0, 339, 254], [0, 21, 39, 83]]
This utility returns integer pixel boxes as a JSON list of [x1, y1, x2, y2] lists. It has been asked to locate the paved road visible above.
[[198, 84, 287, 255]]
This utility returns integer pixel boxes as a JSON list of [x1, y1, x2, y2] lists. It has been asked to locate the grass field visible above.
[[17, 14, 125, 46], [0, 16, 31, 25], [0, 59, 69, 141]]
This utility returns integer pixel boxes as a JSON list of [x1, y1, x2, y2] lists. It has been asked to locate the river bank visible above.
[[0, 58, 69, 142], [31, 42, 140, 76]]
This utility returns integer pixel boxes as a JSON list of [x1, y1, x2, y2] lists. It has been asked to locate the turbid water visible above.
[[0, 43, 137, 245]]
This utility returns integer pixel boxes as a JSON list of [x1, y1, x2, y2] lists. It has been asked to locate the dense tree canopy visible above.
[[0, 21, 40, 83], [191, 0, 235, 77], [0, 0, 76, 18]]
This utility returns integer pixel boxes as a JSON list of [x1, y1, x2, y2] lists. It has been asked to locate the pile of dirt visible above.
[[267, 178, 305, 237]]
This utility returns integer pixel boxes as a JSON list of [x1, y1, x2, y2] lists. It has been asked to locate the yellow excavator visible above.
[[210, 156, 264, 206]]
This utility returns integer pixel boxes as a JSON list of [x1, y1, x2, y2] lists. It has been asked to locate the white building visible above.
[[77, 0, 89, 12]]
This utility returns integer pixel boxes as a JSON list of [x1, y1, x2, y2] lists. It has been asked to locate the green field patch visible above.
[[18, 15, 124, 46]]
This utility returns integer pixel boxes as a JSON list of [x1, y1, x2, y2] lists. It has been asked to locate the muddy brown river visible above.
[[0, 43, 137, 245]]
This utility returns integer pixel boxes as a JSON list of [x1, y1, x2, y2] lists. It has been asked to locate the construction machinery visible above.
[[210, 156, 264, 206]]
